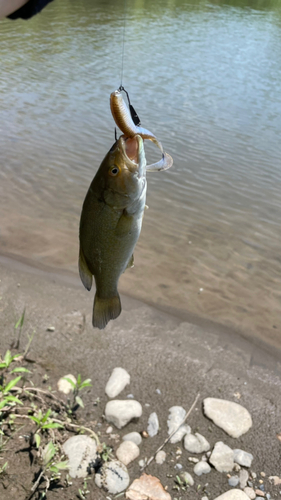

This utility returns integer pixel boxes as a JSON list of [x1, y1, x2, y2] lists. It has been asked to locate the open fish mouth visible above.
[[119, 135, 143, 172]]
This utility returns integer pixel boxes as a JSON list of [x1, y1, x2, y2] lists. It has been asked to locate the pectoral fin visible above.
[[126, 254, 134, 270], [79, 248, 93, 291]]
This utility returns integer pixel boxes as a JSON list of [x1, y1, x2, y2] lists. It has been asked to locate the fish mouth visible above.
[[119, 135, 143, 173]]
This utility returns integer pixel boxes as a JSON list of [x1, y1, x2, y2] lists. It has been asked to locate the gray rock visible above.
[[203, 398, 252, 438], [179, 471, 194, 486], [194, 461, 211, 476], [210, 441, 234, 473], [214, 490, 250, 499], [147, 412, 159, 437], [122, 432, 142, 446], [239, 469, 249, 489], [116, 441, 140, 465], [95, 460, 129, 494], [228, 476, 240, 487], [57, 374, 76, 395], [105, 368, 130, 398], [184, 433, 210, 453], [243, 487, 256, 499], [233, 449, 253, 468], [156, 450, 166, 464], [167, 406, 191, 443], [62, 435, 97, 478], [175, 463, 183, 470], [105, 400, 142, 429]]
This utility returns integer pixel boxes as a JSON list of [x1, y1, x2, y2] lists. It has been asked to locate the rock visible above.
[[239, 470, 249, 489], [269, 476, 281, 485], [188, 457, 199, 463], [57, 374, 76, 395], [155, 451, 166, 464], [209, 441, 234, 473], [167, 406, 191, 443], [175, 463, 183, 470], [233, 450, 253, 467], [179, 471, 194, 486], [147, 412, 159, 437], [126, 473, 171, 500], [62, 435, 97, 478], [214, 491, 250, 499], [106, 426, 113, 434], [203, 398, 252, 438], [116, 441, 140, 465], [95, 460, 129, 494], [105, 368, 130, 398], [123, 432, 142, 446], [184, 433, 210, 453], [139, 459, 146, 468], [194, 461, 211, 476], [228, 476, 240, 487], [202, 497, 209, 500], [255, 490, 264, 497], [105, 400, 142, 429], [243, 487, 256, 499]]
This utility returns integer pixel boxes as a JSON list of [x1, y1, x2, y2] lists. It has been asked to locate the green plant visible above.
[[28, 409, 64, 447], [31, 441, 68, 496], [0, 375, 23, 417], [63, 374, 92, 412], [100, 442, 113, 462], [13, 308, 26, 349], [0, 461, 8, 474], [78, 478, 90, 499]]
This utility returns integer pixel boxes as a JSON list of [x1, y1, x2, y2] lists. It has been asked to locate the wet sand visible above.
[[0, 254, 281, 499]]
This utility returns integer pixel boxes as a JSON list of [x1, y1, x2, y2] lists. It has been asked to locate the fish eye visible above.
[[109, 166, 120, 176]]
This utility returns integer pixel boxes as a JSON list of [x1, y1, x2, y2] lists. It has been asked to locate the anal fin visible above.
[[79, 248, 93, 291]]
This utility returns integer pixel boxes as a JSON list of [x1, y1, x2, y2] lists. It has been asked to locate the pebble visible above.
[[188, 457, 200, 463], [139, 459, 146, 468], [62, 435, 97, 478], [167, 406, 191, 443], [95, 460, 129, 494], [243, 487, 256, 499], [180, 471, 194, 486], [202, 497, 209, 500], [147, 412, 159, 437], [122, 432, 142, 446], [214, 491, 250, 499], [233, 449, 253, 467], [194, 461, 211, 476], [184, 433, 210, 453], [156, 450, 166, 464], [239, 470, 249, 489], [269, 476, 281, 485], [203, 398, 252, 438], [116, 441, 140, 465], [252, 473, 257, 479], [57, 374, 76, 395], [106, 426, 113, 434], [260, 472, 266, 478], [175, 463, 183, 470], [126, 473, 171, 500], [228, 476, 240, 487], [105, 400, 142, 429], [156, 388, 161, 395], [209, 441, 235, 473], [105, 368, 130, 398], [255, 490, 264, 497]]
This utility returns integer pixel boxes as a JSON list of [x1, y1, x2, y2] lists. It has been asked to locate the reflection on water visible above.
[[0, 0, 281, 349]]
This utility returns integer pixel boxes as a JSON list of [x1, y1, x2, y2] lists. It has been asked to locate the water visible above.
[[1, 0, 281, 349]]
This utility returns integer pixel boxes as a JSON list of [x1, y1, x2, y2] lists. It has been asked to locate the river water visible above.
[[1, 0, 281, 349]]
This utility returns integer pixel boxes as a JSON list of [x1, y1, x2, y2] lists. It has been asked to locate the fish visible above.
[[79, 134, 147, 330], [110, 89, 173, 172]]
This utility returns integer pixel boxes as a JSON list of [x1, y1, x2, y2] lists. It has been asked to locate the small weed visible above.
[[63, 374, 92, 413]]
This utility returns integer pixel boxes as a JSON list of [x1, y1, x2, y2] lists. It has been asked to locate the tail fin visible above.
[[92, 293, 121, 329]]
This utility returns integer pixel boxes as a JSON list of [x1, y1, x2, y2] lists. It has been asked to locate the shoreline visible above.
[[0, 250, 281, 369]]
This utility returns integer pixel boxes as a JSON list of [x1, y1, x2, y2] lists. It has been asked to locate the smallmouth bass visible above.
[[79, 135, 147, 330]]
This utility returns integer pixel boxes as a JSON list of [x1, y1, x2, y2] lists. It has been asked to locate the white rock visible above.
[[184, 433, 210, 453], [95, 460, 129, 494], [243, 487, 256, 499], [167, 406, 191, 443], [269, 476, 281, 485], [57, 374, 76, 395], [105, 368, 130, 398], [106, 426, 113, 434], [122, 432, 142, 446], [214, 490, 250, 500], [188, 457, 200, 463], [228, 476, 240, 487], [233, 449, 253, 467], [156, 450, 166, 464], [203, 398, 252, 438], [62, 435, 97, 478], [180, 471, 194, 486], [194, 461, 211, 476], [105, 400, 142, 429], [210, 441, 234, 473], [239, 469, 249, 489], [138, 459, 146, 468], [202, 497, 209, 500], [116, 441, 140, 465], [147, 412, 159, 437]]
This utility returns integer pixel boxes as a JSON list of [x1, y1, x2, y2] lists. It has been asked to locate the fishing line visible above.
[[120, 0, 127, 87]]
